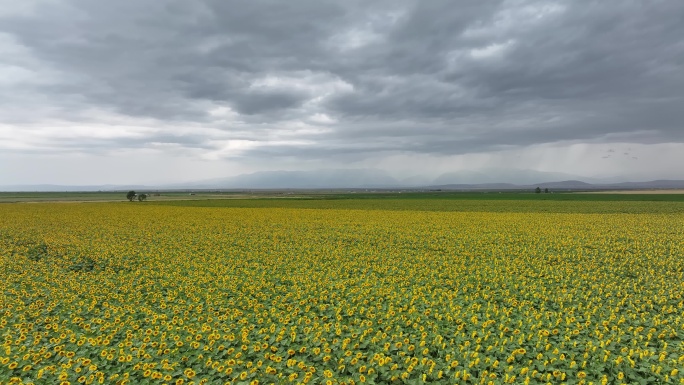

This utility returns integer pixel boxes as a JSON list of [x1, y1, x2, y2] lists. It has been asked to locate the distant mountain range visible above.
[[2, 168, 684, 191], [427, 179, 684, 191]]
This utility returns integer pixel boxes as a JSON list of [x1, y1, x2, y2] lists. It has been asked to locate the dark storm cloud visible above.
[[1, 0, 683, 158], [232, 91, 311, 115]]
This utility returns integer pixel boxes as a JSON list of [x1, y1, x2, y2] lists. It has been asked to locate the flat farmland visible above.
[[1, 198, 683, 384]]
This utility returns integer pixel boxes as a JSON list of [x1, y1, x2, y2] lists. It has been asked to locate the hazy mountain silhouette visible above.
[[169, 169, 402, 189], [3, 169, 684, 191], [433, 168, 592, 185]]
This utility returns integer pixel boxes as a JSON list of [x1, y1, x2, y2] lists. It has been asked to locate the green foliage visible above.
[[153, 198, 684, 214], [1, 201, 683, 383]]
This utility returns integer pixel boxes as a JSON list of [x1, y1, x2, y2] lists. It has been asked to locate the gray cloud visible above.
[[232, 90, 310, 115], [1, 0, 683, 164]]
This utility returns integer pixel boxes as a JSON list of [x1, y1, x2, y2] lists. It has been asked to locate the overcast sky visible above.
[[1, 0, 683, 185]]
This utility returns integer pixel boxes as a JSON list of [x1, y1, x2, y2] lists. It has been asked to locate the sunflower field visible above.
[[1, 200, 683, 384]]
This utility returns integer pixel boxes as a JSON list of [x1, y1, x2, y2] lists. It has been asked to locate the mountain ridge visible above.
[[2, 169, 684, 191]]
